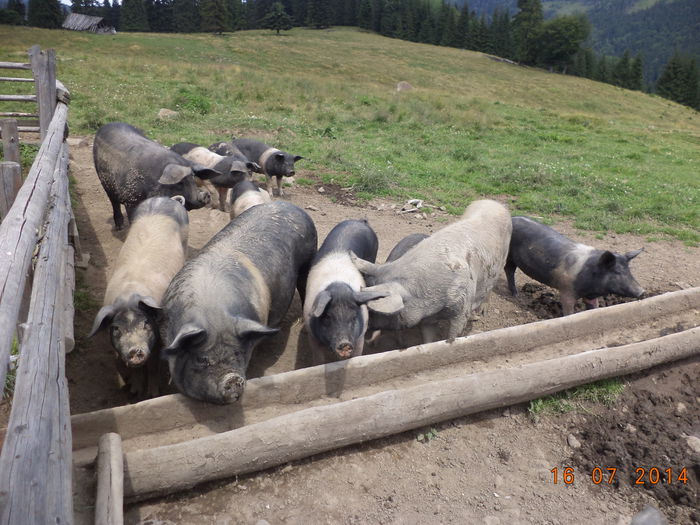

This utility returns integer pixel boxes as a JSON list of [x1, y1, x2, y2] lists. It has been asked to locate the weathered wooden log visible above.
[[0, 101, 67, 393], [64, 244, 75, 353], [95, 433, 124, 525], [71, 287, 700, 456], [1, 118, 19, 163], [0, 161, 21, 219], [56, 80, 71, 105], [0, 143, 73, 524], [123, 326, 700, 501], [29, 45, 56, 140], [0, 61, 31, 70]]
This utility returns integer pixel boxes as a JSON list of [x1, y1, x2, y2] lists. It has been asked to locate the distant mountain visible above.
[[450, 0, 700, 85]]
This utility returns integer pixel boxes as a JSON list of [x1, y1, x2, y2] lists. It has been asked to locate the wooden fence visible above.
[[0, 46, 75, 525]]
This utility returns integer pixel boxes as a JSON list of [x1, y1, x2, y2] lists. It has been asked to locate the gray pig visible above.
[[212, 138, 303, 198], [304, 219, 387, 363], [89, 196, 189, 396], [352, 199, 512, 343], [171, 142, 259, 211], [93, 122, 217, 230], [385, 233, 429, 262], [160, 200, 317, 404], [505, 216, 644, 315]]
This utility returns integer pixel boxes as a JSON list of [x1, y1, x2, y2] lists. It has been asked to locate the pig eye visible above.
[[110, 326, 121, 337], [195, 356, 210, 367]]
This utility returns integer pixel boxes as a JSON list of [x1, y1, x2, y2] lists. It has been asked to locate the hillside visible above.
[[1, 24, 699, 242], [450, 0, 699, 84]]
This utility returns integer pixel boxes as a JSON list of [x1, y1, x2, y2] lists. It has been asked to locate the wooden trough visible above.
[[72, 287, 700, 505]]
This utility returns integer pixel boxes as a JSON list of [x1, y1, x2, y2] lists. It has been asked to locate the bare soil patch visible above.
[[3, 136, 698, 524]]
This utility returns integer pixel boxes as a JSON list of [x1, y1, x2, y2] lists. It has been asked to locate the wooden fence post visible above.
[[0, 161, 21, 220], [1, 118, 20, 164], [95, 433, 124, 525], [29, 46, 56, 141]]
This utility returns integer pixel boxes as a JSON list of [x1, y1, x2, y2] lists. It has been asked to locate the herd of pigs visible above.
[[88, 121, 645, 404]]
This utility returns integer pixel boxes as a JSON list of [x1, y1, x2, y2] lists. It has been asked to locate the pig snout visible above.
[[335, 341, 354, 359], [126, 347, 148, 367], [199, 190, 212, 206], [217, 373, 246, 404]]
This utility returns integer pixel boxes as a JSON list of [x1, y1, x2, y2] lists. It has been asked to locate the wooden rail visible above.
[[0, 47, 74, 525]]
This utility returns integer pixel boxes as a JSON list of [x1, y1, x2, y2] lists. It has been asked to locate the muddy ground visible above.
[[5, 136, 698, 524]]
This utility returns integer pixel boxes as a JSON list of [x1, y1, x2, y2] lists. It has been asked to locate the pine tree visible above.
[[657, 52, 700, 109], [613, 49, 632, 88], [261, 1, 292, 34], [512, 0, 543, 65], [470, 13, 489, 53], [8, 0, 26, 20], [120, 0, 149, 31], [357, 0, 371, 30], [630, 54, 644, 91], [173, 0, 199, 32], [454, 3, 470, 49], [490, 8, 513, 59], [305, 0, 330, 28], [28, 0, 63, 28], [200, 0, 230, 32], [227, 0, 244, 30]]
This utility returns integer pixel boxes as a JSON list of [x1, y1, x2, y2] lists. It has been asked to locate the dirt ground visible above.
[[16, 136, 700, 524]]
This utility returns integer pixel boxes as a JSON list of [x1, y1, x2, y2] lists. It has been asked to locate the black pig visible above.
[[505, 216, 644, 315]]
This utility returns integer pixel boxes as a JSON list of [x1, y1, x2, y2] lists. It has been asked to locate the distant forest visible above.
[[1, 0, 698, 110], [450, 0, 700, 87]]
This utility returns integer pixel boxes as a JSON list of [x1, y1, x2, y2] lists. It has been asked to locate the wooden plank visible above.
[[1, 119, 19, 163], [95, 433, 124, 525], [0, 61, 31, 70], [0, 161, 21, 219], [0, 112, 38, 118], [0, 94, 37, 102], [0, 76, 34, 82], [18, 126, 41, 133], [64, 244, 75, 353], [122, 326, 700, 501], [0, 143, 73, 524], [0, 101, 67, 390], [71, 287, 700, 455], [29, 46, 56, 140]]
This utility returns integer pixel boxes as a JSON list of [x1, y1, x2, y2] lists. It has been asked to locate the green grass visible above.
[[528, 378, 626, 421], [1, 25, 698, 242], [3, 337, 19, 400]]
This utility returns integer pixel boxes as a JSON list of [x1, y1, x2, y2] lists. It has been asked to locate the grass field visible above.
[[1, 25, 698, 242]]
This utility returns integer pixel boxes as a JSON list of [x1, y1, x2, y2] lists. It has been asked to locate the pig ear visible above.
[[293, 155, 304, 162], [163, 323, 207, 356], [231, 317, 280, 344], [599, 251, 616, 268], [353, 289, 390, 305], [136, 295, 162, 316], [170, 195, 186, 207], [310, 291, 332, 318], [159, 164, 192, 185], [191, 164, 222, 181], [625, 248, 643, 261], [275, 153, 285, 160], [349, 252, 380, 277], [89, 305, 116, 337], [363, 284, 405, 315]]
